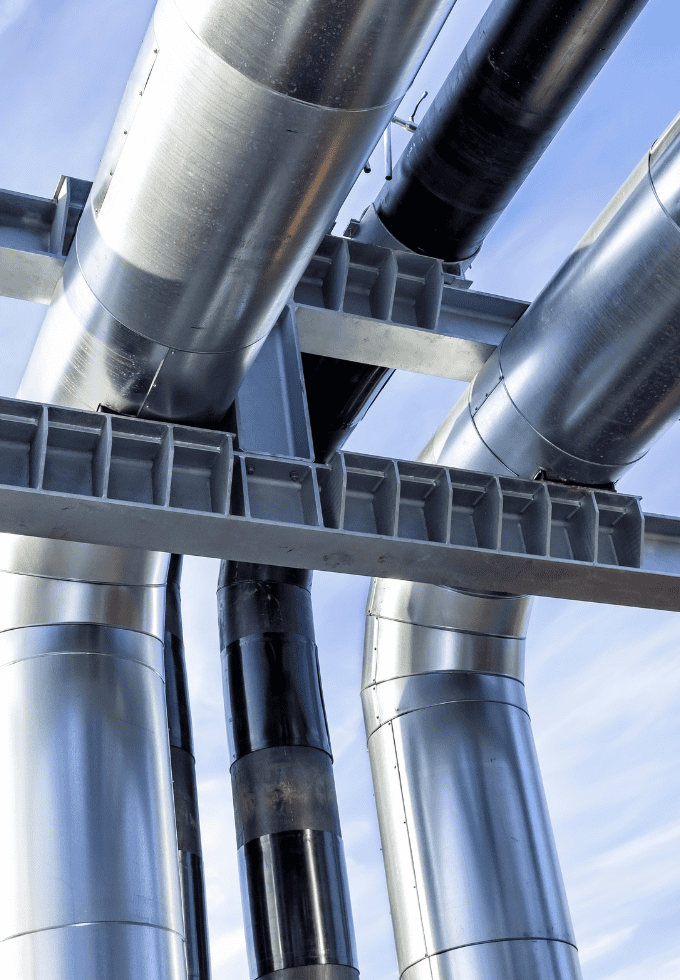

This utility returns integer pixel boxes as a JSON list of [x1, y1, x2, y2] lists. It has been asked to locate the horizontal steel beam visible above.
[[293, 234, 527, 381], [0, 395, 677, 610], [0, 177, 91, 303], [0, 179, 526, 379]]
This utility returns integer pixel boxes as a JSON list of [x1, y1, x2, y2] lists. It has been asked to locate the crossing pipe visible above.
[[304, 0, 650, 462], [363, 110, 680, 980]]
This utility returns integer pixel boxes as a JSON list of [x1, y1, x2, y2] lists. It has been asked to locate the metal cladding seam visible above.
[[1, 0, 468, 976], [217, 563, 359, 980], [362, 112, 680, 980], [304, 0, 650, 463], [18, 0, 459, 428]]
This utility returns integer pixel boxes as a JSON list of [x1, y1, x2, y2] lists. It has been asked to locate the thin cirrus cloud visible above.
[[0, 0, 31, 33]]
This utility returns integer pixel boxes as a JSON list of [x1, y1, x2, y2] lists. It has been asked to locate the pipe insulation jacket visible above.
[[218, 563, 358, 980], [18, 0, 460, 428], [0, 0, 471, 976], [305, 0, 650, 462], [363, 111, 680, 980]]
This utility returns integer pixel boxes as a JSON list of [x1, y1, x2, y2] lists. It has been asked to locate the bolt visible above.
[[246, 465, 255, 476], [289, 470, 300, 482]]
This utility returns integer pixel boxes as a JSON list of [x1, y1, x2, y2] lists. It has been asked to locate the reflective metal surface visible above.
[[0, 532, 169, 585], [239, 831, 357, 978], [366, 572, 531, 634], [363, 617, 525, 690], [363, 669, 528, 737], [6, 0, 472, 973], [0, 647, 182, 938], [0, 622, 163, 672], [0, 923, 186, 980], [363, 104, 680, 980], [258, 968, 358, 980], [0, 571, 165, 638], [312, 0, 648, 469], [177, 0, 457, 110], [401, 941, 582, 980], [367, 699, 575, 973], [470, 136, 680, 483]]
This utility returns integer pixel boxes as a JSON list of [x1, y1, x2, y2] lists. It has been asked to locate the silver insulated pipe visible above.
[[0, 0, 469, 977], [363, 111, 680, 980]]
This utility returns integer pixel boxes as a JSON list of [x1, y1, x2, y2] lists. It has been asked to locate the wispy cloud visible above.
[[0, 0, 31, 34], [579, 926, 638, 965]]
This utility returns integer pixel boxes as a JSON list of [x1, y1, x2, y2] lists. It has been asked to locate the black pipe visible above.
[[217, 562, 359, 980], [165, 555, 212, 980], [304, 0, 649, 462]]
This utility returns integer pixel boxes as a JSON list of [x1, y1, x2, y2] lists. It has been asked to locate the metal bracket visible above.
[[0, 176, 91, 303]]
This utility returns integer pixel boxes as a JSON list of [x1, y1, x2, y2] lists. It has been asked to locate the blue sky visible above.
[[1, 0, 680, 978]]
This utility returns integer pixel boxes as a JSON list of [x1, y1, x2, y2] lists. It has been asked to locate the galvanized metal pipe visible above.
[[165, 555, 211, 980], [305, 0, 649, 462], [218, 563, 358, 980], [18, 0, 460, 428], [3, 0, 472, 975], [363, 111, 680, 980]]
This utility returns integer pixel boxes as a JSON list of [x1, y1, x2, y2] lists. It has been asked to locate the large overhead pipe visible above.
[[18, 0, 460, 427], [1, 0, 469, 976], [304, 0, 649, 462], [165, 556, 211, 980], [363, 110, 680, 980], [218, 563, 358, 980]]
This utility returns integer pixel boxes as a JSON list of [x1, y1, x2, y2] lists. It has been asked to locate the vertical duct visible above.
[[3, 0, 473, 975], [0, 543, 187, 978], [303, 0, 650, 462], [363, 110, 680, 980], [165, 556, 212, 980], [4, 0, 662, 975], [218, 563, 358, 980]]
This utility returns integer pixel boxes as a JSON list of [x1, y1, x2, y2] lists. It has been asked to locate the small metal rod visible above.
[[409, 90, 429, 123], [392, 116, 417, 133], [384, 125, 393, 180]]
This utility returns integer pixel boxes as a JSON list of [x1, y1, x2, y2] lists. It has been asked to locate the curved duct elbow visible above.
[[364, 110, 680, 980], [3, 0, 474, 976]]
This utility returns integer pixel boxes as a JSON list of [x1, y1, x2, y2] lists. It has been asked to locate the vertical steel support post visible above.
[[217, 562, 359, 980], [165, 555, 212, 980]]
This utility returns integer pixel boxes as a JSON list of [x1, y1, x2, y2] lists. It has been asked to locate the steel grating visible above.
[[0, 395, 676, 609]]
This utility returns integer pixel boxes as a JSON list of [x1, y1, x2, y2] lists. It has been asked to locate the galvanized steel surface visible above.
[[477, 137, 680, 481], [367, 698, 576, 970], [0, 638, 182, 937], [363, 106, 680, 980], [400, 941, 583, 980]]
